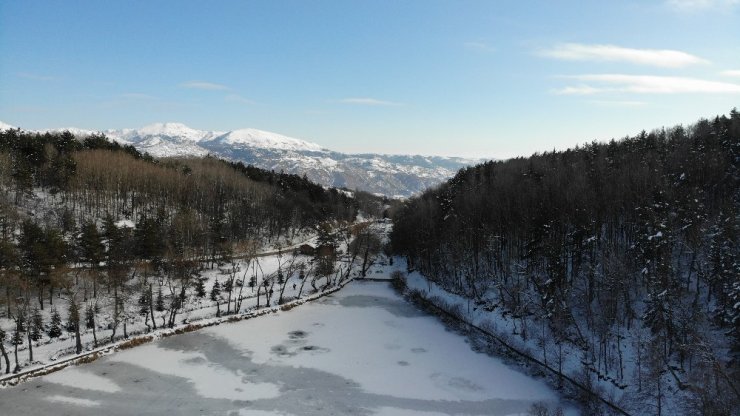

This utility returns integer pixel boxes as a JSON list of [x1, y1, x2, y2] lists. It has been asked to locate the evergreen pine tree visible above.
[[138, 291, 150, 316], [85, 304, 96, 329], [14, 310, 26, 334], [30, 308, 43, 341], [48, 308, 62, 338], [210, 279, 222, 317], [12, 312, 26, 345], [79, 221, 104, 266], [210, 280, 221, 302], [66, 302, 80, 334], [194, 278, 206, 298], [11, 329, 23, 346], [155, 287, 165, 312]]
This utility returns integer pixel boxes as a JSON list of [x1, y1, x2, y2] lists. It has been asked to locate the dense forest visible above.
[[0, 129, 386, 374], [391, 110, 739, 415]]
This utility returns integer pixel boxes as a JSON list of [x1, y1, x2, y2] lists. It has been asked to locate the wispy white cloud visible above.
[[180, 81, 230, 91], [18, 72, 56, 81], [305, 109, 330, 115], [554, 74, 740, 94], [720, 69, 740, 77], [463, 41, 495, 53], [589, 100, 648, 107], [225, 94, 256, 105], [121, 93, 157, 100], [540, 43, 708, 68], [553, 85, 606, 95], [339, 97, 403, 106], [666, 0, 740, 11]]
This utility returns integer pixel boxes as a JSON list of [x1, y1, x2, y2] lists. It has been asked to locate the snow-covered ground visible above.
[[0, 239, 322, 373], [0, 279, 576, 415]]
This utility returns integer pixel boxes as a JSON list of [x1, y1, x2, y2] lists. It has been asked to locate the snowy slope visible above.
[[104, 123, 224, 158], [6, 121, 485, 197], [204, 128, 326, 152], [0, 121, 16, 131], [0, 122, 99, 137], [42, 127, 98, 137]]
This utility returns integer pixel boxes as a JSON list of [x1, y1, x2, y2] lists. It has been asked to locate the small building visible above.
[[317, 244, 336, 257], [299, 244, 316, 256]]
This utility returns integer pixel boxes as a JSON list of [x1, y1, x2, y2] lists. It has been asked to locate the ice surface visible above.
[[43, 368, 121, 393], [109, 344, 281, 401], [206, 282, 558, 403], [45, 395, 100, 407]]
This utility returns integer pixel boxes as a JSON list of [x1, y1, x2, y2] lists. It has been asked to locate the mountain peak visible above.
[[138, 122, 205, 141], [210, 128, 326, 152]]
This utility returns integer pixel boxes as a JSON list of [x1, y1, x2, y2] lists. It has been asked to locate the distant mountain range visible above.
[[0, 121, 485, 197]]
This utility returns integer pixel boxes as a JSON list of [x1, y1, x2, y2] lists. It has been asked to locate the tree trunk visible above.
[[149, 283, 157, 330], [92, 316, 98, 348], [26, 327, 33, 362], [75, 321, 82, 354], [110, 285, 118, 343], [168, 307, 177, 328], [362, 247, 370, 277], [297, 264, 313, 299], [256, 283, 262, 308], [0, 342, 9, 374], [13, 338, 19, 373], [235, 268, 248, 313], [278, 277, 289, 305]]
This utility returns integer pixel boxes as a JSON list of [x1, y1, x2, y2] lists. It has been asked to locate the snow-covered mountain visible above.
[[104, 123, 222, 158], [0, 121, 16, 131], [0, 121, 484, 197], [203, 128, 325, 152]]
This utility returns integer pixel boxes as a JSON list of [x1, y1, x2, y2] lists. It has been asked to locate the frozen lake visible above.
[[0, 281, 571, 415]]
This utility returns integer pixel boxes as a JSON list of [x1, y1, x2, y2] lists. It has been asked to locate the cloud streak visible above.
[[721, 69, 740, 78], [589, 100, 648, 107], [554, 74, 740, 94], [18, 72, 56, 81], [180, 81, 230, 91], [666, 0, 740, 11], [463, 41, 495, 52], [121, 93, 157, 100], [225, 94, 256, 105], [540, 43, 708, 68], [339, 97, 403, 106]]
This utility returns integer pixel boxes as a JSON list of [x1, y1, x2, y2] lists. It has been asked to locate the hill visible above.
[[391, 109, 740, 415]]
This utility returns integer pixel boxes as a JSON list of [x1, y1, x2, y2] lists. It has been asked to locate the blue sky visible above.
[[1, 0, 739, 158]]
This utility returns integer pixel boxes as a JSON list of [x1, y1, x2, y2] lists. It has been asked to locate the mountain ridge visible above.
[[0, 121, 485, 197]]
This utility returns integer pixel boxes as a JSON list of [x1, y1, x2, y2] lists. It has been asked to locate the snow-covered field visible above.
[[0, 225, 324, 372], [0, 280, 576, 415]]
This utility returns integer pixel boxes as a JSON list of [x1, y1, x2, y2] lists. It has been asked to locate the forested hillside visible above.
[[391, 110, 739, 415], [0, 129, 382, 375]]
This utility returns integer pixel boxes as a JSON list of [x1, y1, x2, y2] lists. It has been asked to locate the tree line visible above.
[[391, 109, 739, 415]]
